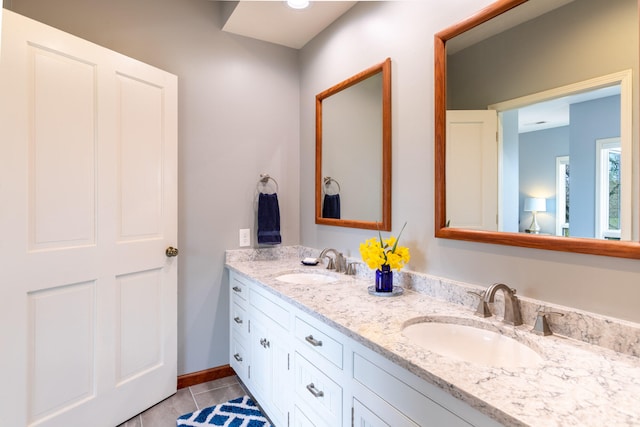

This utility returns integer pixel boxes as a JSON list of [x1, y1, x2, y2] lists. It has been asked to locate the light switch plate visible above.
[[239, 228, 251, 247]]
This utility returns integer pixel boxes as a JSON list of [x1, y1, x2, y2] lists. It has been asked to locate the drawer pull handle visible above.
[[305, 335, 323, 347], [232, 286, 242, 293], [234, 316, 243, 324], [306, 383, 324, 398], [233, 353, 243, 362], [260, 338, 270, 348]]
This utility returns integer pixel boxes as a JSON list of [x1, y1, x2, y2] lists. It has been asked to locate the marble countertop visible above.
[[225, 255, 640, 427]]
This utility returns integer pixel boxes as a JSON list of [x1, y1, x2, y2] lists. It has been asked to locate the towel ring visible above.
[[323, 176, 340, 195], [257, 173, 279, 195]]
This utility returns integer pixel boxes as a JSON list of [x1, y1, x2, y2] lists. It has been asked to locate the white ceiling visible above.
[[218, 1, 358, 49], [517, 85, 621, 133]]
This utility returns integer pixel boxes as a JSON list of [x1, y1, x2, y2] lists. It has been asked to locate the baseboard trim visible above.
[[177, 365, 236, 389]]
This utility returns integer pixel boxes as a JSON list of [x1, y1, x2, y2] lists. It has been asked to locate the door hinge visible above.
[[248, 365, 251, 379], [248, 319, 251, 334], [287, 353, 290, 370]]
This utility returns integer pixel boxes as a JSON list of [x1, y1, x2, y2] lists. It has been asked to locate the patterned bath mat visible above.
[[176, 395, 272, 427]]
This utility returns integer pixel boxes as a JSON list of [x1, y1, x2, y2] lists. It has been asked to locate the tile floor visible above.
[[117, 375, 247, 427]]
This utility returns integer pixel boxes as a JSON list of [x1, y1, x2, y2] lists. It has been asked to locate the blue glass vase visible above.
[[375, 265, 393, 292]]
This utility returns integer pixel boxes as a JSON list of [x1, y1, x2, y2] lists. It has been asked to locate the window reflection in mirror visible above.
[[315, 58, 391, 231]]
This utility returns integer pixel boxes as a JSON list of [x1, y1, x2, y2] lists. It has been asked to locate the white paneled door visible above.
[[0, 11, 178, 427], [446, 110, 498, 231]]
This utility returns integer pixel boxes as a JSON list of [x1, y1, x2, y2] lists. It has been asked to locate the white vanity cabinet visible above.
[[229, 273, 291, 427], [228, 271, 501, 427]]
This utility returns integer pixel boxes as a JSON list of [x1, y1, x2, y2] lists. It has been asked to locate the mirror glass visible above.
[[435, 0, 640, 259], [316, 58, 391, 230]]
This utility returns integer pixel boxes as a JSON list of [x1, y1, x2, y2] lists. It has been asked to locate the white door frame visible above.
[[555, 156, 570, 236]]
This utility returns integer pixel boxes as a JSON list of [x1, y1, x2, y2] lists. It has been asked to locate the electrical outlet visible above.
[[239, 228, 251, 247]]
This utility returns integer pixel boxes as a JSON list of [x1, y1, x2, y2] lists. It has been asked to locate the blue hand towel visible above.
[[258, 193, 282, 245], [322, 193, 341, 219]]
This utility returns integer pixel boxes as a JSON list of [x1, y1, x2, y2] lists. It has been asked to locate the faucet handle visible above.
[[325, 257, 335, 270], [345, 262, 357, 275], [532, 310, 564, 336], [335, 252, 346, 273], [467, 291, 491, 318]]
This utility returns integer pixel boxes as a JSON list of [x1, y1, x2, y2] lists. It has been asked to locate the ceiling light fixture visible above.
[[287, 0, 310, 10]]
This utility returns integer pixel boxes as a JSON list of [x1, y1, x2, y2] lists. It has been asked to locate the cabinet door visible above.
[[250, 310, 290, 426], [249, 317, 270, 396]]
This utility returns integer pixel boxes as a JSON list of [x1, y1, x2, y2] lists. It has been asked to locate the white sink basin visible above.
[[275, 273, 338, 285], [402, 321, 542, 368]]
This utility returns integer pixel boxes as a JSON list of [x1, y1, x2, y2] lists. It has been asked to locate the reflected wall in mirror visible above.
[[435, 0, 640, 259], [316, 58, 391, 230]]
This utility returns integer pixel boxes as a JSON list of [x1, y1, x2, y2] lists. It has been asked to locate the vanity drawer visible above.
[[294, 352, 342, 426], [230, 337, 249, 382], [250, 287, 290, 330], [295, 316, 343, 369], [230, 274, 248, 301], [231, 302, 248, 338]]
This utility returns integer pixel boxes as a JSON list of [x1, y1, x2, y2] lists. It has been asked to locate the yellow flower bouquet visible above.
[[359, 222, 410, 271], [360, 223, 410, 292]]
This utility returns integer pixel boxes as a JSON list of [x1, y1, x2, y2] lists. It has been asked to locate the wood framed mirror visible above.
[[434, 0, 640, 259], [315, 58, 392, 230]]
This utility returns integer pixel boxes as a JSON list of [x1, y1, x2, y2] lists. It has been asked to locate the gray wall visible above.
[[299, 1, 640, 328], [9, 0, 640, 377], [518, 126, 570, 234], [570, 95, 622, 237], [447, 0, 637, 110], [6, 0, 300, 375], [322, 73, 382, 220]]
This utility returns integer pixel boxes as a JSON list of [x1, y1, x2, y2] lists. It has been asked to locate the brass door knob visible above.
[[165, 247, 179, 257]]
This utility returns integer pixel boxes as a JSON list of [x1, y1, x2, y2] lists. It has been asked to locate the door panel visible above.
[[117, 73, 164, 240], [30, 44, 97, 250], [116, 269, 163, 384], [28, 282, 96, 422]]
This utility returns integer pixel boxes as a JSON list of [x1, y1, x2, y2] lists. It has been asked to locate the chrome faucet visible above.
[[318, 248, 346, 273], [485, 283, 523, 326]]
